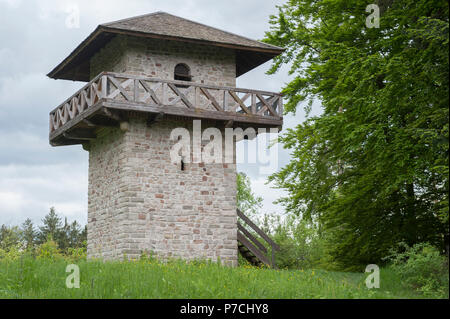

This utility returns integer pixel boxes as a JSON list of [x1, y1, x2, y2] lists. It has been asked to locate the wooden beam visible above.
[[237, 222, 268, 253], [237, 231, 271, 266], [82, 119, 96, 127], [103, 100, 283, 127], [167, 83, 194, 109], [63, 128, 96, 140], [146, 112, 165, 126], [199, 87, 222, 111], [228, 91, 251, 114], [103, 108, 123, 122], [237, 209, 280, 251], [225, 120, 234, 128]]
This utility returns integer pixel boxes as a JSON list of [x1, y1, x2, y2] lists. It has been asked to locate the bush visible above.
[[0, 245, 23, 261], [258, 213, 329, 270], [384, 242, 449, 298], [36, 238, 63, 260]]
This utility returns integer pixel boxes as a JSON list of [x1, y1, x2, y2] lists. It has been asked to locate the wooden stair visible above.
[[237, 209, 280, 268]]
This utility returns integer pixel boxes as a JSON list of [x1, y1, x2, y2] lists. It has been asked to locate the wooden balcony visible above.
[[49, 72, 283, 146]]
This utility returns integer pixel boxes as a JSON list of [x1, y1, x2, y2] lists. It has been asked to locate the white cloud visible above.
[[0, 163, 88, 226], [0, 0, 21, 8], [250, 177, 288, 215]]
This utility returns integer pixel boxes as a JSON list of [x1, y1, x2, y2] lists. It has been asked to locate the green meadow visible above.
[[0, 256, 434, 299]]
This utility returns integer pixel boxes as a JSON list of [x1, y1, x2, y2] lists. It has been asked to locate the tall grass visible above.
[[0, 255, 434, 299]]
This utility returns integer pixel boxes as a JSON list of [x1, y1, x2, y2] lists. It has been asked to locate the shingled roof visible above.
[[47, 11, 285, 82]]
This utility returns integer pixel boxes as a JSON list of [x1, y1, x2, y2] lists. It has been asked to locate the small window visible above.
[[174, 63, 191, 82]]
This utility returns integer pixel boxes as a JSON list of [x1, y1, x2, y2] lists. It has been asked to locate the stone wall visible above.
[[90, 35, 236, 87], [87, 117, 238, 266], [87, 35, 239, 266]]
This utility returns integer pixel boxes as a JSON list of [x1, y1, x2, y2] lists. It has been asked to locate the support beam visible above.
[[103, 108, 124, 122], [146, 112, 165, 126], [63, 129, 96, 141]]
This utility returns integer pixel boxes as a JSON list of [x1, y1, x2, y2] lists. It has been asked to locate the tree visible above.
[[237, 172, 263, 216], [20, 218, 36, 250], [264, 0, 449, 269], [0, 225, 21, 250], [37, 207, 63, 244]]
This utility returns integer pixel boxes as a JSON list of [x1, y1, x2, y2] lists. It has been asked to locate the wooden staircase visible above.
[[237, 209, 280, 268]]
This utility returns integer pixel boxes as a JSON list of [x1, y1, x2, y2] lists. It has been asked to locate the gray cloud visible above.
[[0, 0, 317, 225]]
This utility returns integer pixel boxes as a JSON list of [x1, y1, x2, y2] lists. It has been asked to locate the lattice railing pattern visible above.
[[49, 72, 283, 133]]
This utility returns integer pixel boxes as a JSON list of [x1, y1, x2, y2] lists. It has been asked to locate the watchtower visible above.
[[48, 12, 283, 266]]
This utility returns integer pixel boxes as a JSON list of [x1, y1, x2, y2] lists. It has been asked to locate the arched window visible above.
[[174, 63, 191, 82]]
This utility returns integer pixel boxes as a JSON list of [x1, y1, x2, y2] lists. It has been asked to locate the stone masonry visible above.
[[87, 35, 238, 266], [90, 35, 236, 87]]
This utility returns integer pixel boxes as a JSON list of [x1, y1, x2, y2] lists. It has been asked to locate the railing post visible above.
[[251, 93, 256, 114], [101, 74, 107, 98], [278, 95, 283, 117], [134, 79, 139, 102]]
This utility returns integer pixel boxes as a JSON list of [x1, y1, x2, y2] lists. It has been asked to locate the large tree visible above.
[[264, 0, 449, 269]]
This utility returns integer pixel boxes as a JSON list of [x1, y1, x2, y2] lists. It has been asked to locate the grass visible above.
[[0, 256, 438, 299]]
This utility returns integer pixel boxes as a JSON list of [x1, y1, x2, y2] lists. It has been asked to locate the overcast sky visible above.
[[0, 0, 320, 227]]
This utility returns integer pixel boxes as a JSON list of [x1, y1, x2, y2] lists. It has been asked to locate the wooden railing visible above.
[[49, 72, 283, 133], [237, 209, 280, 268]]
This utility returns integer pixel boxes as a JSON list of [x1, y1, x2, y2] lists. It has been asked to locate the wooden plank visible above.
[[103, 108, 123, 122], [228, 91, 251, 114], [108, 76, 132, 101], [167, 83, 194, 108], [139, 80, 161, 105], [237, 209, 280, 250], [278, 96, 283, 116], [103, 72, 284, 96], [256, 93, 278, 117], [103, 100, 283, 127], [225, 120, 234, 128], [134, 79, 139, 102], [223, 90, 228, 111], [237, 231, 270, 266], [200, 87, 222, 111], [237, 222, 268, 253], [251, 93, 256, 114], [100, 74, 107, 98], [63, 130, 96, 141], [48, 72, 105, 115], [49, 101, 103, 141]]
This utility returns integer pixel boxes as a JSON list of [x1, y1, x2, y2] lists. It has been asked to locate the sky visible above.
[[0, 0, 320, 227]]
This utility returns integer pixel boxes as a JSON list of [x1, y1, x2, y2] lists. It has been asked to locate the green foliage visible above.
[[384, 242, 449, 298], [264, 0, 449, 269], [0, 245, 23, 261], [37, 207, 62, 244], [65, 241, 87, 261], [0, 207, 87, 257], [237, 172, 263, 216], [36, 237, 63, 260], [260, 213, 328, 269], [20, 218, 36, 251], [0, 225, 21, 250]]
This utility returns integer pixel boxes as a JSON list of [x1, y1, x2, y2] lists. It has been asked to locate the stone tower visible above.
[[47, 12, 284, 266]]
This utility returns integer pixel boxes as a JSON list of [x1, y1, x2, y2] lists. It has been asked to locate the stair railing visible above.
[[237, 209, 281, 268]]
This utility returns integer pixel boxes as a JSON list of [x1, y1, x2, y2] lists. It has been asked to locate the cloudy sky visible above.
[[0, 0, 319, 227]]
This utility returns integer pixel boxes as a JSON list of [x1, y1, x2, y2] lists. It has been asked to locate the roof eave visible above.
[[47, 26, 285, 81]]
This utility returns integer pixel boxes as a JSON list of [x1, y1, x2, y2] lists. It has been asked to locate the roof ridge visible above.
[[103, 11, 283, 51], [101, 11, 165, 27]]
